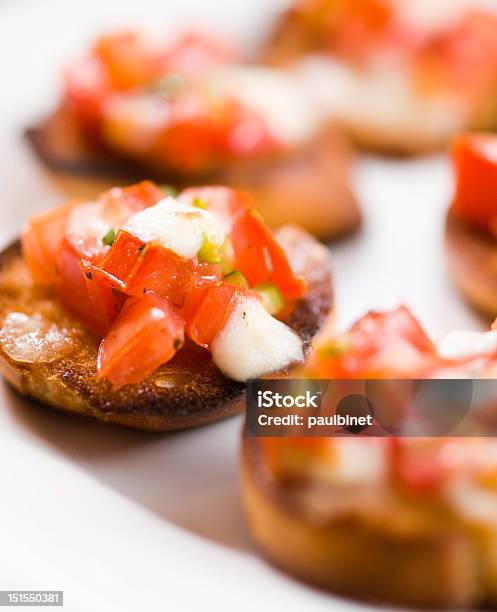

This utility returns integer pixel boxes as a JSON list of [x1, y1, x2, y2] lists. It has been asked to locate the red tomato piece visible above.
[[97, 294, 184, 388], [58, 240, 123, 335], [451, 133, 497, 229], [311, 306, 439, 378], [98, 180, 164, 220], [179, 186, 249, 231], [160, 30, 237, 78], [64, 54, 111, 133], [230, 209, 307, 300], [127, 246, 221, 306], [100, 230, 145, 281], [182, 281, 243, 349], [21, 199, 80, 287], [389, 439, 463, 495], [93, 31, 160, 90]]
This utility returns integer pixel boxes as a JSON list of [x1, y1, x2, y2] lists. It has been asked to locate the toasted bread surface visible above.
[[26, 112, 360, 240], [445, 210, 497, 318], [0, 226, 332, 431], [241, 437, 493, 609]]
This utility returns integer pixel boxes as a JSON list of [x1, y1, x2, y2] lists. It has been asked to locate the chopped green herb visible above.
[[254, 282, 285, 315], [160, 184, 178, 197], [220, 238, 235, 274], [198, 235, 221, 264], [224, 270, 248, 289], [317, 338, 352, 358], [101, 228, 116, 247], [192, 197, 207, 209]]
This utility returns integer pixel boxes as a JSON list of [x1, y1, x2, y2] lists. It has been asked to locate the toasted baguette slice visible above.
[[241, 437, 495, 609], [0, 226, 332, 431], [445, 209, 497, 318], [25, 112, 360, 241]]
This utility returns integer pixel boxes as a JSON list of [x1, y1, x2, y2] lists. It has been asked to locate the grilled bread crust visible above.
[[0, 226, 332, 431]]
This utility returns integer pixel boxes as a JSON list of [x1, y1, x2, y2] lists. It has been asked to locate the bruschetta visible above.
[[242, 306, 497, 609], [26, 30, 359, 240], [263, 0, 497, 154], [445, 133, 497, 317], [0, 182, 333, 431]]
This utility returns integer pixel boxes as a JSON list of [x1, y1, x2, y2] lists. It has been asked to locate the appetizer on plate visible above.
[[27, 30, 359, 240], [243, 306, 497, 609], [446, 133, 497, 317], [0, 182, 333, 431], [263, 0, 497, 153]]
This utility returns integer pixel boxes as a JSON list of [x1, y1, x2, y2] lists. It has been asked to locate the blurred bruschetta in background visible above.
[[446, 133, 497, 317], [263, 0, 497, 154], [27, 30, 359, 241], [243, 306, 497, 608]]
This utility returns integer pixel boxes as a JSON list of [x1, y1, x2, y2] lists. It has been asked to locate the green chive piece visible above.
[[160, 184, 178, 197], [254, 282, 285, 315], [102, 228, 116, 247], [198, 235, 222, 264], [317, 338, 352, 358], [192, 197, 207, 209], [224, 270, 249, 289]]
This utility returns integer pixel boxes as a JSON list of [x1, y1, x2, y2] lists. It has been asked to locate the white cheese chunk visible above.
[[210, 66, 321, 146], [438, 330, 497, 361], [296, 55, 467, 146], [122, 197, 225, 259], [211, 296, 304, 382]]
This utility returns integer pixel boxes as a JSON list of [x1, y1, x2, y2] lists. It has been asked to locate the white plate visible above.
[[0, 1, 486, 610]]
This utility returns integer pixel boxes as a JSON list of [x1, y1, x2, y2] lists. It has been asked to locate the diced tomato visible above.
[[230, 209, 307, 300], [97, 232, 222, 306], [58, 240, 123, 335], [182, 280, 243, 348], [311, 306, 439, 378], [129, 248, 221, 306], [160, 30, 237, 78], [156, 106, 221, 172], [98, 180, 164, 220], [99, 230, 145, 280], [97, 294, 184, 388], [93, 31, 160, 90], [451, 134, 497, 230], [389, 439, 464, 495], [21, 199, 80, 286], [179, 186, 249, 231], [64, 54, 111, 133]]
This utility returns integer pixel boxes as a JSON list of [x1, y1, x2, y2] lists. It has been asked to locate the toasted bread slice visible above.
[[445, 209, 497, 318], [26, 112, 360, 241], [241, 438, 493, 609], [0, 226, 332, 431]]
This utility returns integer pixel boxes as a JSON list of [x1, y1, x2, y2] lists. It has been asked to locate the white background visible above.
[[0, 1, 489, 610]]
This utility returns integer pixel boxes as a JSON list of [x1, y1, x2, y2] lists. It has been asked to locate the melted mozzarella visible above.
[[438, 330, 497, 361], [123, 197, 225, 259], [210, 66, 321, 146], [211, 296, 304, 382], [398, 0, 474, 34], [296, 56, 467, 145], [103, 94, 170, 154], [320, 438, 387, 485]]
